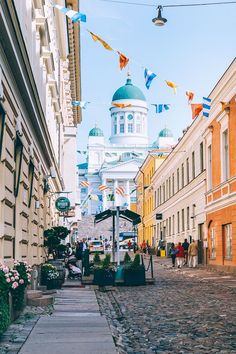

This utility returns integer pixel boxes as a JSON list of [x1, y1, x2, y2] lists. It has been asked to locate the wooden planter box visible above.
[[124, 267, 146, 286], [93, 269, 115, 286]]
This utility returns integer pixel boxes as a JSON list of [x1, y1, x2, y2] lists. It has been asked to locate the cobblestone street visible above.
[[96, 258, 236, 354]]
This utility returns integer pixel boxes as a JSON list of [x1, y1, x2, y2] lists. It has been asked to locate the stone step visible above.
[[27, 295, 54, 307], [27, 290, 43, 300], [37, 285, 47, 292]]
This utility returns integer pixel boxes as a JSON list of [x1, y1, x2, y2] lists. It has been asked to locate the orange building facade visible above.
[[205, 59, 236, 272]]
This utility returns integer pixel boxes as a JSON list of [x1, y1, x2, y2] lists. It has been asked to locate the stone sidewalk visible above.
[[18, 287, 117, 354]]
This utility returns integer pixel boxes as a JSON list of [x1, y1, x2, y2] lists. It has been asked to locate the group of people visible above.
[[169, 239, 198, 268], [65, 240, 88, 278]]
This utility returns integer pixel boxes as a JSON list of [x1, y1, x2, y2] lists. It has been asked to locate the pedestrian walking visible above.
[[127, 239, 132, 251], [169, 243, 177, 267], [176, 242, 185, 268], [141, 240, 147, 254], [182, 238, 190, 265], [188, 239, 198, 268], [75, 241, 83, 270]]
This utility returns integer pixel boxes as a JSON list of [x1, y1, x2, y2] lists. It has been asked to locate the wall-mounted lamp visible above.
[[152, 6, 167, 26]]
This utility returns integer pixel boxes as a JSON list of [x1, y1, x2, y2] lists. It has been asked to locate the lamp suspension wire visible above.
[[96, 0, 236, 8]]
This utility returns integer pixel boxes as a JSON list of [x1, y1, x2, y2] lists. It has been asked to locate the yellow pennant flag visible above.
[[166, 80, 178, 94], [89, 31, 113, 51]]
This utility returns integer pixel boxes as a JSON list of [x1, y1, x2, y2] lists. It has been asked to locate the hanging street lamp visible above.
[[152, 5, 167, 26]]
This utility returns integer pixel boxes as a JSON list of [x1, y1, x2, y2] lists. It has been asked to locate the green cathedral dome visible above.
[[159, 128, 173, 138], [112, 77, 146, 102], [89, 126, 104, 137]]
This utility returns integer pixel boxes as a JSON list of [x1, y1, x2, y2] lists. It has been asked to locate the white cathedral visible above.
[[78, 75, 175, 215]]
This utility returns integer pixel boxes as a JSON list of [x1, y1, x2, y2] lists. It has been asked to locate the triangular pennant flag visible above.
[[89, 31, 113, 51], [186, 91, 194, 104], [54, 5, 86, 22], [144, 68, 157, 89], [112, 103, 132, 108], [165, 80, 177, 94], [118, 52, 129, 70], [152, 104, 170, 114], [72, 101, 90, 109], [191, 104, 203, 120], [202, 97, 212, 118]]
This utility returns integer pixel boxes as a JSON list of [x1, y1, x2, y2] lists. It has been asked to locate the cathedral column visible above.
[[125, 180, 130, 208], [102, 178, 107, 211]]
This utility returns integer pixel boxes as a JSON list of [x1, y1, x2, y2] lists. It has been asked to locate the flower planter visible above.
[[46, 279, 62, 290], [124, 267, 146, 286], [93, 269, 115, 286]]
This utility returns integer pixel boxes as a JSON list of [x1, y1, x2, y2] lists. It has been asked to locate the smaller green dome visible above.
[[159, 128, 173, 138], [89, 127, 104, 137]]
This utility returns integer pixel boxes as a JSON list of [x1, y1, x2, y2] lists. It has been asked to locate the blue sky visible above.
[[77, 0, 236, 153]]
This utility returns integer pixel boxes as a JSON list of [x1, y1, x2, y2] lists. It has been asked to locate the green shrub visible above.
[[101, 254, 111, 269], [0, 293, 10, 337], [123, 252, 131, 264], [93, 252, 101, 265]]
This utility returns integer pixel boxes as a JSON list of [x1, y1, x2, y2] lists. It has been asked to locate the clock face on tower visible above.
[[127, 114, 133, 121]]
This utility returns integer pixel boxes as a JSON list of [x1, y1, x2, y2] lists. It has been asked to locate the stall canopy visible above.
[[94, 208, 141, 226]]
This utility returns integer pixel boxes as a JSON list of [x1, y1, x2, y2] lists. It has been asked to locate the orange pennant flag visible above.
[[220, 101, 229, 111], [112, 103, 132, 108], [191, 104, 203, 120], [186, 91, 194, 104], [118, 52, 129, 70], [89, 31, 113, 51]]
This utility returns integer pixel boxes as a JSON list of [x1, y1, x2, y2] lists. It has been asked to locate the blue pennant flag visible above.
[[144, 68, 157, 89], [54, 5, 86, 23], [152, 104, 170, 114], [202, 97, 212, 118], [72, 101, 90, 109]]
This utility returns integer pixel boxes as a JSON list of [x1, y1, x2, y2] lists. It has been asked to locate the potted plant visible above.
[[93, 254, 116, 286], [44, 226, 70, 260], [123, 254, 146, 286], [41, 263, 61, 289]]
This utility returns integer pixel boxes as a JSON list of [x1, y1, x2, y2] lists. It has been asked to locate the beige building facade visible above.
[[0, 0, 81, 265]]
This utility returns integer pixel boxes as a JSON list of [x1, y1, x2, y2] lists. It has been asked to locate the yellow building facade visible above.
[[135, 152, 168, 247]]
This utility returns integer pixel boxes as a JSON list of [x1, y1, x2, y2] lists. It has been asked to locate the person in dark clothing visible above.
[[169, 243, 177, 267], [75, 241, 83, 270], [182, 238, 190, 265]]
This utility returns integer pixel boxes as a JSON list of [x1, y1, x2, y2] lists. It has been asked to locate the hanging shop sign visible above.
[[55, 197, 70, 212]]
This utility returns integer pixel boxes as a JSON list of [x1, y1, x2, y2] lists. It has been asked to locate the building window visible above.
[[177, 212, 180, 233], [28, 160, 35, 208], [114, 125, 117, 134], [182, 209, 185, 231], [136, 124, 141, 133], [154, 191, 157, 208], [128, 124, 133, 133], [120, 115, 124, 121], [207, 145, 212, 190], [211, 228, 216, 258], [120, 124, 125, 133], [0, 105, 6, 159], [172, 173, 174, 195], [172, 215, 175, 234], [168, 177, 171, 197], [200, 142, 204, 173], [192, 204, 196, 229], [186, 158, 189, 184], [187, 206, 190, 230], [222, 129, 229, 181], [166, 180, 169, 200], [163, 183, 165, 202], [177, 168, 180, 191], [81, 188, 87, 194], [223, 224, 232, 258], [169, 217, 171, 236], [181, 163, 184, 188], [14, 136, 24, 197], [159, 186, 162, 204], [192, 151, 195, 179]]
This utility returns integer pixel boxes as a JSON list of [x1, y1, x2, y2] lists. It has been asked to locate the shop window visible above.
[[223, 224, 232, 258], [210, 228, 216, 258], [0, 105, 5, 159], [14, 136, 23, 197]]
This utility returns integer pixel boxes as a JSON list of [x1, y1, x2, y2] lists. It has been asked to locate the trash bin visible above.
[[160, 250, 166, 257]]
